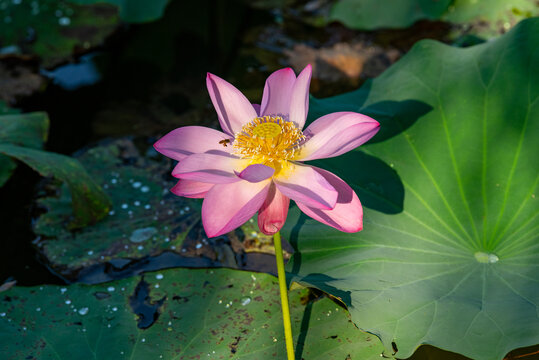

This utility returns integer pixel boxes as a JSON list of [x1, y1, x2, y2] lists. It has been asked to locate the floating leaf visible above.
[[0, 268, 384, 359], [0, 0, 119, 67], [0, 155, 16, 187], [0, 111, 49, 187], [329, 0, 538, 38], [329, 0, 451, 30], [283, 18, 539, 360], [73, 0, 170, 23], [0, 112, 49, 149], [32, 139, 275, 281], [443, 0, 537, 24], [0, 144, 110, 228], [33, 139, 202, 276]]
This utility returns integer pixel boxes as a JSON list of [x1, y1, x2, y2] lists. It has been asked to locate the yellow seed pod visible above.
[[253, 122, 282, 138]]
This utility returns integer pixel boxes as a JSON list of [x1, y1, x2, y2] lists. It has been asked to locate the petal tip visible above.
[[152, 135, 166, 150], [206, 72, 219, 83], [201, 217, 222, 238], [348, 223, 363, 233], [259, 223, 280, 236], [204, 230, 219, 238], [152, 137, 173, 158]]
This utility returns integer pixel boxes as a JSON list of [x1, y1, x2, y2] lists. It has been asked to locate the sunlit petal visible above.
[[154, 126, 232, 161], [202, 180, 271, 237], [261, 68, 296, 117], [298, 112, 379, 161], [274, 162, 337, 210], [207, 73, 258, 135], [296, 167, 363, 232]]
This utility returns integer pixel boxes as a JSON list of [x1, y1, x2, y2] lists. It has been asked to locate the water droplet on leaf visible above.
[[130, 227, 157, 243], [78, 307, 89, 315], [241, 297, 251, 306], [474, 251, 499, 263]]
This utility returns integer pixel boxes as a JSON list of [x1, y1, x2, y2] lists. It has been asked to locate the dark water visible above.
[[2, 2, 538, 360], [0, 0, 455, 287], [0, 0, 459, 288], [1, 0, 273, 285], [0, 0, 451, 285]]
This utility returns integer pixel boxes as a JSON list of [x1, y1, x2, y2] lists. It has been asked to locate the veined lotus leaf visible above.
[[283, 18, 539, 360], [0, 268, 384, 359]]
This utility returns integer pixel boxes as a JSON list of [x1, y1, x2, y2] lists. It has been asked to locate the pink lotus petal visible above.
[[296, 167, 363, 232], [274, 162, 337, 209], [234, 164, 275, 183], [172, 153, 248, 184], [155, 66, 378, 237], [171, 179, 213, 198], [207, 73, 258, 136], [202, 180, 271, 237], [298, 112, 380, 161], [153, 126, 232, 161], [288, 64, 312, 129], [252, 103, 261, 116], [260, 68, 296, 117], [258, 183, 289, 235]]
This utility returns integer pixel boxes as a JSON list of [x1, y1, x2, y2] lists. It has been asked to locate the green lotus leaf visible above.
[[283, 18, 539, 360], [32, 139, 202, 276], [0, 112, 49, 149], [329, 0, 538, 38], [0, 0, 118, 67], [0, 154, 16, 187], [329, 0, 451, 30], [0, 268, 384, 359], [72, 0, 170, 23], [32, 139, 276, 280], [0, 143, 110, 228], [0, 111, 49, 187]]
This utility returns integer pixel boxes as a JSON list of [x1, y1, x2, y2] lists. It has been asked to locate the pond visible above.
[[0, 1, 538, 359]]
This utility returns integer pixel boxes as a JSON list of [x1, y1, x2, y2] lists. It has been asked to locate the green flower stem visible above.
[[273, 231, 295, 360]]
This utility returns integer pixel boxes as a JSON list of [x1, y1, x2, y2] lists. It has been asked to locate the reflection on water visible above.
[[41, 53, 102, 90]]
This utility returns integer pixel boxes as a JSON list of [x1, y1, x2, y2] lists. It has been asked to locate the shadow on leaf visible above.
[[309, 150, 404, 215], [362, 100, 432, 144]]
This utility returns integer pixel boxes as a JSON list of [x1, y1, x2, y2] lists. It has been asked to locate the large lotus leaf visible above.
[[329, 0, 451, 30], [0, 268, 384, 359], [0, 111, 49, 187], [443, 0, 537, 24], [0, 0, 118, 67], [329, 0, 537, 36], [72, 0, 170, 23], [0, 112, 49, 149], [0, 154, 16, 187], [0, 144, 110, 228], [32, 139, 202, 276], [32, 139, 274, 280], [282, 18, 539, 360]]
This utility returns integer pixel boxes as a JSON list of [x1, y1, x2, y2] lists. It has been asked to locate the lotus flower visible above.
[[154, 65, 379, 237]]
